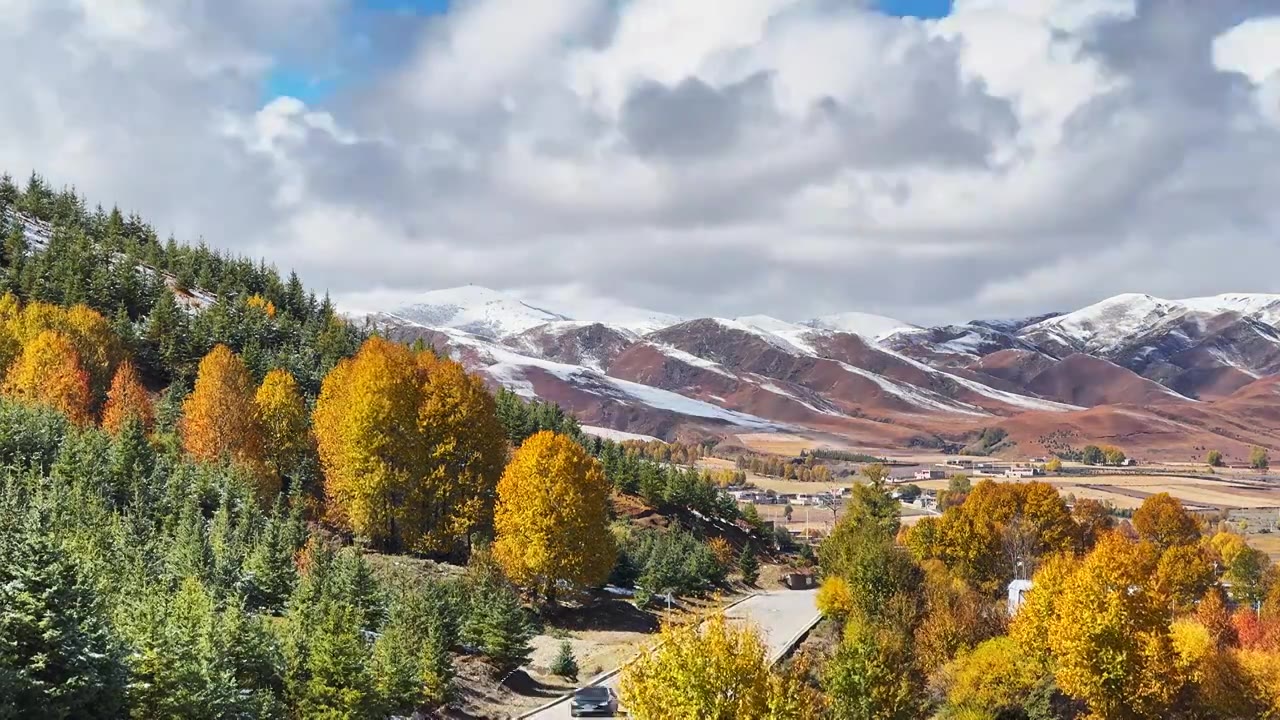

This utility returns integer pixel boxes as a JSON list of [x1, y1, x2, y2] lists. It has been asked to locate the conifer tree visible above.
[[0, 526, 127, 718], [551, 640, 580, 681], [739, 545, 760, 586]]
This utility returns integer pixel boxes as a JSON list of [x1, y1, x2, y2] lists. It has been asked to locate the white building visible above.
[[914, 469, 946, 481], [1008, 579, 1034, 616], [1005, 466, 1040, 479]]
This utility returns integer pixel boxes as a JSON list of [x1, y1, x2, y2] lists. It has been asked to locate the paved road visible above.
[[522, 589, 819, 719]]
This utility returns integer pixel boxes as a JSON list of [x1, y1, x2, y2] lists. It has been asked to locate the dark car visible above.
[[569, 686, 617, 717]]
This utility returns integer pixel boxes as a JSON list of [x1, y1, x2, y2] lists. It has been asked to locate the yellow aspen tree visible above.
[[1045, 533, 1179, 719], [61, 304, 124, 398], [493, 431, 615, 602], [1, 329, 93, 424], [9, 301, 121, 399], [620, 614, 772, 719], [313, 337, 427, 550], [101, 359, 154, 435], [180, 345, 271, 493], [255, 368, 310, 490], [0, 292, 22, 376], [413, 356, 508, 553]]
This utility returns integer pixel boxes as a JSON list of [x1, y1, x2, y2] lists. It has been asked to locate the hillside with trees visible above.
[[0, 174, 769, 718]]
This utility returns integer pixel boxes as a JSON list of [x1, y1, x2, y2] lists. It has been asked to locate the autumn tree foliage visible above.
[[619, 614, 816, 719], [2, 330, 93, 424], [313, 337, 506, 553], [904, 480, 1076, 592], [0, 298, 122, 402], [254, 368, 310, 492], [1133, 492, 1201, 550], [1013, 533, 1180, 718], [100, 360, 154, 435], [180, 345, 269, 491], [415, 353, 508, 546], [493, 431, 615, 602]]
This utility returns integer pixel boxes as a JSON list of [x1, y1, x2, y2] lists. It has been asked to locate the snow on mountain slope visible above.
[[534, 298, 683, 335], [439, 328, 776, 428], [1021, 292, 1280, 357], [804, 311, 917, 340], [1019, 293, 1186, 354], [382, 286, 569, 339], [1180, 293, 1280, 326], [733, 315, 825, 355]]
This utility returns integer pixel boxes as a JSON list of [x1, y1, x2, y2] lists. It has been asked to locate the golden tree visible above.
[[493, 431, 615, 601], [313, 338, 506, 553], [7, 300, 122, 399], [1043, 533, 1180, 718], [180, 345, 269, 491], [314, 337, 425, 547], [101, 359, 154, 435], [255, 368, 310, 490], [1, 329, 93, 424], [817, 576, 855, 621], [1132, 493, 1200, 550], [619, 614, 772, 719], [414, 357, 508, 552]]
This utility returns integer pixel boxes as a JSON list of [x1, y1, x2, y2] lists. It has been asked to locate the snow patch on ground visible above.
[[834, 361, 991, 417], [881, 348, 1082, 412], [755, 378, 847, 417], [580, 426, 664, 443], [447, 330, 777, 428], [650, 343, 736, 378]]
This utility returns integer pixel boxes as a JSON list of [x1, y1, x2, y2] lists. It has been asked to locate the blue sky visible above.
[[263, 0, 451, 103], [263, 0, 954, 104]]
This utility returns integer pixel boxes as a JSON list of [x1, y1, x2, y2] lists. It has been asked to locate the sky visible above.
[[1, 0, 1279, 326]]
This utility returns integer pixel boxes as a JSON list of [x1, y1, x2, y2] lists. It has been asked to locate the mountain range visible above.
[[350, 286, 1280, 463]]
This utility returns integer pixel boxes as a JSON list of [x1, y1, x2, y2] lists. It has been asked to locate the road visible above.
[[522, 589, 819, 719]]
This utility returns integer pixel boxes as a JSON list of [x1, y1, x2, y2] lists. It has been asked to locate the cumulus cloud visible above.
[[1, 0, 1278, 325]]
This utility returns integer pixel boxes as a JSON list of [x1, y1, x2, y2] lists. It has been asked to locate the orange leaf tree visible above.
[[180, 345, 270, 493], [1, 329, 93, 424], [6, 300, 122, 401], [101, 359, 154, 435], [492, 431, 615, 602]]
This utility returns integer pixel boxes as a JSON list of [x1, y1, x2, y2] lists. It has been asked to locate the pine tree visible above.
[[0, 526, 127, 718], [462, 582, 534, 676], [551, 640, 580, 681], [739, 545, 760, 586]]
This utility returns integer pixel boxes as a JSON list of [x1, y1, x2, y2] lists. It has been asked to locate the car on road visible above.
[[569, 686, 617, 717]]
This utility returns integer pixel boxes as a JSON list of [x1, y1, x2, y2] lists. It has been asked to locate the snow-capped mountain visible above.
[[367, 286, 570, 339], [803, 311, 917, 340], [355, 286, 682, 338], [358, 285, 1280, 459]]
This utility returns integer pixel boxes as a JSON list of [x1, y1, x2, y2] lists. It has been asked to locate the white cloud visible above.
[[1, 0, 1278, 326]]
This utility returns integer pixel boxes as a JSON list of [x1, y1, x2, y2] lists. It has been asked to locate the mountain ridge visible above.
[[358, 286, 1280, 460]]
